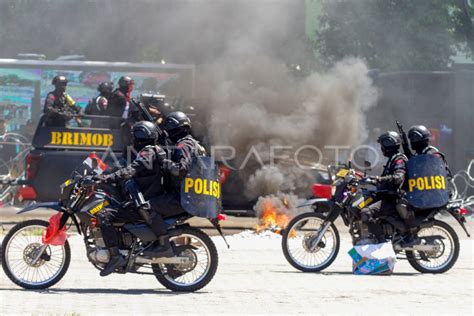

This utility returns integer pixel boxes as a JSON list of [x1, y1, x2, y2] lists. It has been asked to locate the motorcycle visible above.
[[281, 164, 470, 274], [2, 157, 225, 292]]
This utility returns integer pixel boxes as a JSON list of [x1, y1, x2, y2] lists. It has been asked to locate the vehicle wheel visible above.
[[152, 227, 218, 292], [406, 220, 460, 274], [282, 212, 340, 272], [2, 220, 71, 289]]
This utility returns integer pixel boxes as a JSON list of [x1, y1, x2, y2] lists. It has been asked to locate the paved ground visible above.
[[0, 214, 473, 315]]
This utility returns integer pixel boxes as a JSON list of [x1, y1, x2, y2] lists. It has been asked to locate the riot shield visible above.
[[406, 154, 449, 209], [180, 156, 221, 218]]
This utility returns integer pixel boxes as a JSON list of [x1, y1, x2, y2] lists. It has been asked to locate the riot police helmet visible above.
[[408, 125, 431, 152], [377, 131, 401, 157], [118, 76, 134, 91], [97, 81, 114, 95], [163, 111, 191, 142], [52, 75, 68, 87], [132, 121, 158, 145]]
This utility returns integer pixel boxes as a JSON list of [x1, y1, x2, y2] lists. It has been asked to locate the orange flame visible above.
[[255, 199, 292, 235]]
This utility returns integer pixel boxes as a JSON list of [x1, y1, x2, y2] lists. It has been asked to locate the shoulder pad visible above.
[[394, 152, 408, 161]]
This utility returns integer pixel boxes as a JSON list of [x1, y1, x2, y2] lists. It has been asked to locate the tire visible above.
[[406, 220, 460, 274], [282, 212, 340, 272], [2, 220, 71, 289], [152, 227, 218, 292]]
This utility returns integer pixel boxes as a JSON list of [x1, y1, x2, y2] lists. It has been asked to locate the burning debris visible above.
[[254, 193, 301, 234]]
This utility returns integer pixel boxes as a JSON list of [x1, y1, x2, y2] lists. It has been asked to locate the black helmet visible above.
[[118, 76, 134, 90], [132, 121, 158, 144], [377, 131, 401, 156], [408, 125, 431, 152], [97, 81, 113, 95], [52, 75, 68, 86], [163, 111, 191, 141]]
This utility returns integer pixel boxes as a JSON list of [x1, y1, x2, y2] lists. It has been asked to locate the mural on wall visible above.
[[0, 67, 180, 130]]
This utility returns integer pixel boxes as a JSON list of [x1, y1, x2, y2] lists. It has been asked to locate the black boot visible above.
[[402, 229, 420, 247], [100, 247, 126, 277], [401, 214, 420, 247], [143, 236, 174, 258]]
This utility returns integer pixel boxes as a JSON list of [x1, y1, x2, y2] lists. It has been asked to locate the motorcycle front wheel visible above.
[[152, 227, 218, 292], [1, 220, 71, 289], [282, 213, 340, 272], [406, 220, 460, 274]]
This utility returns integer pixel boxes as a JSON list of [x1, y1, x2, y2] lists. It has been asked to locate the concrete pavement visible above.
[[0, 224, 472, 315]]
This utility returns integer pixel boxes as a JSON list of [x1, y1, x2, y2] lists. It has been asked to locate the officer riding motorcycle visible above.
[[43, 75, 81, 127], [361, 131, 408, 243], [94, 112, 205, 276], [93, 120, 167, 276]]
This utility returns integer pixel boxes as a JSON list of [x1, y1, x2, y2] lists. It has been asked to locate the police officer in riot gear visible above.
[[142, 112, 206, 254], [361, 131, 408, 242], [108, 76, 134, 118], [408, 125, 452, 178], [85, 81, 114, 116], [43, 75, 80, 127], [85, 81, 114, 127], [94, 121, 169, 276], [161, 112, 206, 202]]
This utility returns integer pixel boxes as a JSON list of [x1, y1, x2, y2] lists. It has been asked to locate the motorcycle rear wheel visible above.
[[152, 227, 218, 292], [2, 220, 71, 289], [282, 213, 340, 272], [406, 220, 459, 274]]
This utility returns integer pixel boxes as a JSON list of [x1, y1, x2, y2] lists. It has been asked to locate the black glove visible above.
[[92, 174, 108, 183], [362, 177, 378, 185], [63, 111, 73, 120], [162, 159, 174, 172]]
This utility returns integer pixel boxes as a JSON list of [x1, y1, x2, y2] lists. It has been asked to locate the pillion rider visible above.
[[408, 125, 452, 178], [43, 75, 81, 127], [392, 125, 453, 245]]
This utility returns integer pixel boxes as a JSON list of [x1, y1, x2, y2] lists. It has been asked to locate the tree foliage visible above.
[[317, 0, 474, 70]]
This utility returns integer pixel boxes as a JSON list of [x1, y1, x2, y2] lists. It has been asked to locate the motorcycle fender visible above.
[[447, 208, 471, 237], [17, 202, 62, 214]]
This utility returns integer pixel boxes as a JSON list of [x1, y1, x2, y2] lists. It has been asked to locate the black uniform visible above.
[[97, 145, 166, 248], [85, 96, 110, 128], [103, 144, 166, 199], [43, 91, 80, 127], [362, 152, 408, 240], [108, 89, 128, 118], [85, 96, 108, 115]]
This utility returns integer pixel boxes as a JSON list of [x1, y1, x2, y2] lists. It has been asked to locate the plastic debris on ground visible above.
[[348, 242, 396, 275]]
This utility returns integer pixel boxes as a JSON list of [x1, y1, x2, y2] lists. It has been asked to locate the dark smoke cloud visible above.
[[0, 0, 379, 199], [198, 57, 378, 198]]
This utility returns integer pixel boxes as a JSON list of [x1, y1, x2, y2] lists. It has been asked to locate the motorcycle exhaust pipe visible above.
[[394, 244, 440, 252], [135, 256, 191, 265]]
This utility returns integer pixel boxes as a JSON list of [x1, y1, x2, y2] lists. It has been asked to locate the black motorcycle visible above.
[[282, 165, 470, 274], [2, 159, 223, 292]]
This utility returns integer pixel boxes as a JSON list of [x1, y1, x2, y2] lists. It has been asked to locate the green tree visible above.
[[317, 0, 473, 71]]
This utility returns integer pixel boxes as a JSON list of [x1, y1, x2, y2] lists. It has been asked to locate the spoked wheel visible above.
[[2, 220, 71, 289], [282, 213, 340, 272], [406, 220, 459, 274], [152, 227, 218, 292]]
